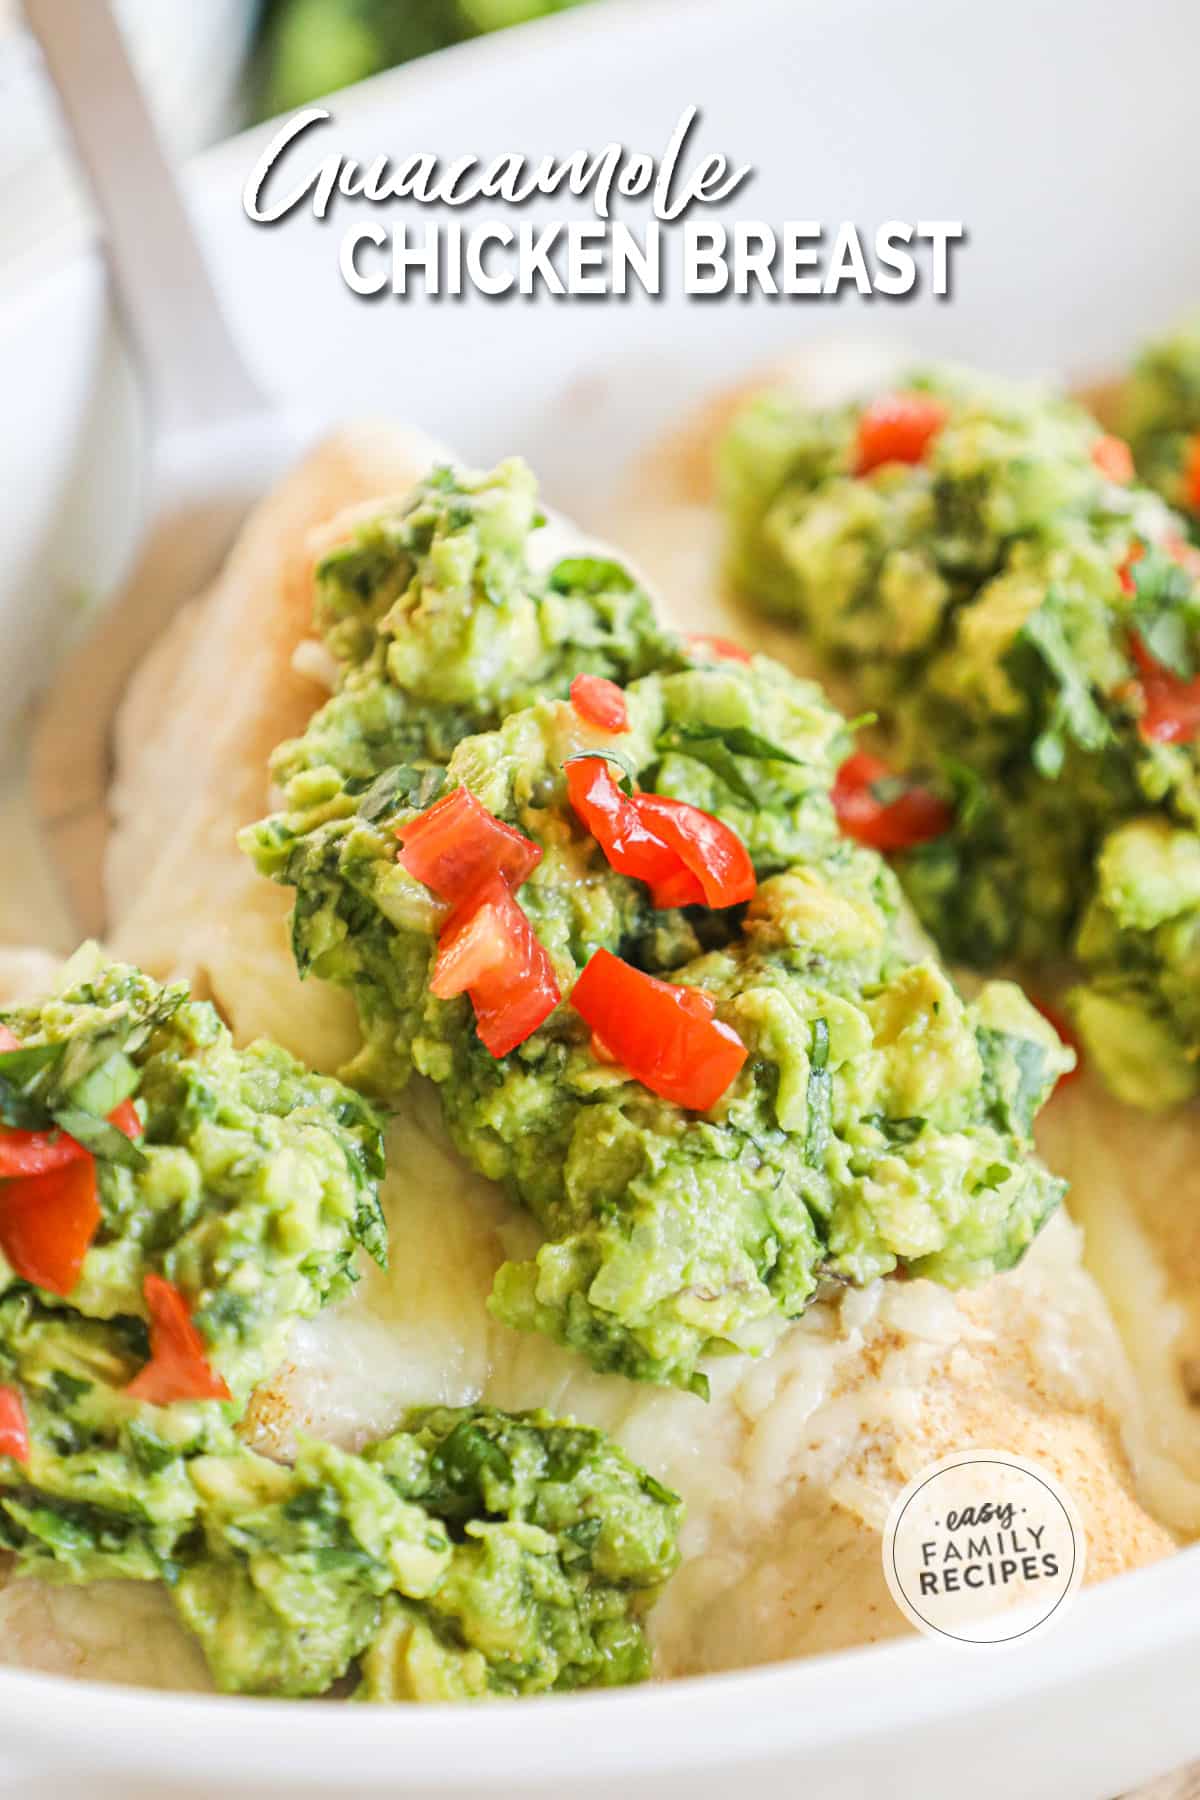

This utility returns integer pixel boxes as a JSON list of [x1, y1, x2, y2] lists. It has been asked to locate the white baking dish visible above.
[[2, 0, 1199, 1791]]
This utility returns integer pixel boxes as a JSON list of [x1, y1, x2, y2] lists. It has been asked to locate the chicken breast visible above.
[[27, 411, 1169, 1695], [607, 345, 1200, 1541]]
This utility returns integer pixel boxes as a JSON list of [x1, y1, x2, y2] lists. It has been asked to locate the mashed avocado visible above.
[[272, 457, 682, 796], [1118, 319, 1200, 537], [0, 951, 387, 1582], [179, 1406, 679, 1700], [246, 460, 1070, 1392], [721, 365, 1200, 1108], [0, 958, 681, 1700]]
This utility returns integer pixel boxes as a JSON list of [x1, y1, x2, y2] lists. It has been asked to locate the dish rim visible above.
[[0, 0, 1197, 1773], [0, 1553, 1195, 1781]]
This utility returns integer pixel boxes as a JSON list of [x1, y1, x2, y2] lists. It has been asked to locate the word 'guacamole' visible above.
[[0, 957, 678, 1700], [721, 363, 1200, 1109], [245, 458, 1070, 1395]]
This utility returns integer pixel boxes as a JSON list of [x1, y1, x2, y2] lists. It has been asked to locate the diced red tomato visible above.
[[0, 1386, 29, 1464], [565, 756, 755, 910], [470, 978, 560, 1060], [0, 1127, 83, 1179], [565, 758, 682, 892], [855, 393, 947, 476], [831, 751, 953, 853], [571, 950, 747, 1111], [1031, 1000, 1082, 1091], [0, 1156, 101, 1297], [430, 876, 561, 1057], [0, 1095, 143, 1180], [1129, 634, 1200, 744], [685, 633, 752, 665], [0, 1029, 140, 1295], [644, 866, 707, 910], [429, 881, 527, 999], [1090, 434, 1134, 484], [632, 793, 756, 909], [1119, 534, 1200, 597], [1185, 434, 1200, 514], [397, 787, 541, 906], [0, 1028, 78, 1179], [1117, 539, 1145, 596], [569, 674, 628, 733], [108, 1099, 143, 1141], [126, 1273, 231, 1406]]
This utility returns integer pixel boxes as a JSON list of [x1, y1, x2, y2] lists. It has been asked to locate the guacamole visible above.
[[721, 365, 1200, 1108], [271, 457, 682, 797], [0, 950, 387, 1582], [246, 459, 1070, 1393], [0, 958, 681, 1700], [1118, 318, 1200, 538], [179, 1406, 679, 1700]]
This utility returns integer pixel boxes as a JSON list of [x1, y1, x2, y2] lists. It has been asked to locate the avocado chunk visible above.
[[1070, 818, 1200, 1108], [259, 458, 683, 811]]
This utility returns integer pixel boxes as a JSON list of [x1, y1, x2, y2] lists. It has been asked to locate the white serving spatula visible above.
[[24, 0, 313, 936]]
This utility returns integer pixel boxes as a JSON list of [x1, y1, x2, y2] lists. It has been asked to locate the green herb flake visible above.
[[804, 1018, 833, 1168], [656, 723, 803, 809]]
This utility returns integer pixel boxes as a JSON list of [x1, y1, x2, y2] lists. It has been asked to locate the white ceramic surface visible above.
[[0, 0, 257, 276], [2, 0, 1200, 1792]]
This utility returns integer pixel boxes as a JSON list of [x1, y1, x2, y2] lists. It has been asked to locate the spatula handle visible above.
[[22, 0, 267, 436]]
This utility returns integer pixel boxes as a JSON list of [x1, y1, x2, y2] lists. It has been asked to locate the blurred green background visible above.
[[255, 0, 594, 116]]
